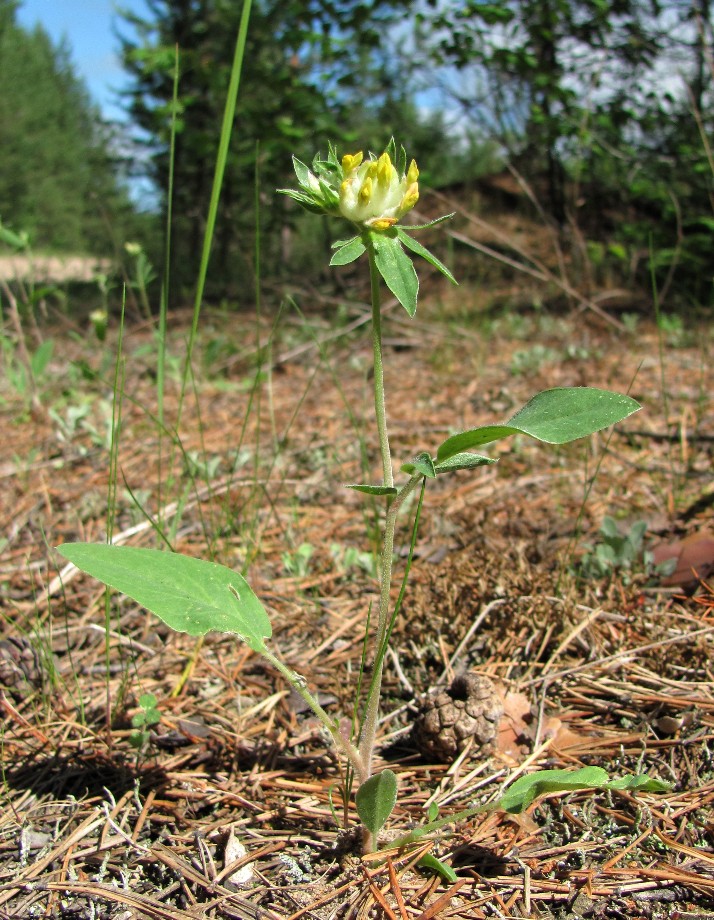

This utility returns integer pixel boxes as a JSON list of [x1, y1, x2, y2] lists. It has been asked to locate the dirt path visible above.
[[0, 253, 112, 283]]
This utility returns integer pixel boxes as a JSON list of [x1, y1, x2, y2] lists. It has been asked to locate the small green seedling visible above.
[[58, 140, 662, 854], [578, 516, 678, 585], [129, 692, 161, 751], [578, 516, 650, 582]]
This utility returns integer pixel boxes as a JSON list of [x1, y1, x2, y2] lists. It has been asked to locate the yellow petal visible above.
[[400, 182, 419, 212], [369, 217, 398, 230], [376, 151, 394, 187], [342, 151, 363, 174], [406, 159, 419, 185], [359, 176, 373, 205]]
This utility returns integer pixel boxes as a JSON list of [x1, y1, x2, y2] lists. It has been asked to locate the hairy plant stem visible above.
[[365, 235, 393, 491], [357, 476, 421, 784], [261, 648, 365, 775], [355, 238, 406, 820]]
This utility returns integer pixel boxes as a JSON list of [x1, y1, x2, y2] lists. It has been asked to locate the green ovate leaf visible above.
[[346, 484, 398, 495], [396, 228, 457, 285], [400, 452, 436, 478], [437, 388, 641, 462], [371, 232, 418, 316], [355, 769, 398, 839], [491, 767, 669, 814], [330, 236, 365, 266], [434, 453, 496, 474], [417, 853, 458, 883], [56, 544, 272, 652]]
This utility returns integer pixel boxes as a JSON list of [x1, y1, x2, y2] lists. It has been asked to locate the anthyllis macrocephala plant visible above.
[[58, 140, 667, 856]]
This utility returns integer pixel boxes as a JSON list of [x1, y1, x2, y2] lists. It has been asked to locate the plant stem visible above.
[[357, 476, 420, 786], [365, 235, 393, 490], [355, 237, 404, 790], [261, 648, 366, 776]]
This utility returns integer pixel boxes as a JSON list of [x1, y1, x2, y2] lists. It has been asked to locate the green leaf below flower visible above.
[[371, 232, 418, 317], [330, 237, 366, 266], [397, 229, 457, 285]]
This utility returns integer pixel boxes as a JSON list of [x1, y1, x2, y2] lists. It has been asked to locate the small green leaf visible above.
[[396, 229, 457, 285], [330, 236, 366, 266], [417, 853, 458, 883], [434, 453, 496, 473], [404, 213, 455, 230], [346, 484, 398, 495], [371, 232, 418, 317], [356, 769, 398, 839], [400, 452, 436, 478], [437, 388, 641, 462], [56, 544, 272, 652], [291, 156, 313, 189], [31, 340, 54, 377]]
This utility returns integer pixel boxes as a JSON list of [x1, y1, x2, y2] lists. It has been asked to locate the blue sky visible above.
[[17, 0, 147, 122]]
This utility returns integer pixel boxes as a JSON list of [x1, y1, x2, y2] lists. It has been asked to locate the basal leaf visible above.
[[491, 766, 668, 814], [604, 774, 671, 793], [417, 853, 458, 883], [355, 769, 398, 839], [56, 544, 271, 652]]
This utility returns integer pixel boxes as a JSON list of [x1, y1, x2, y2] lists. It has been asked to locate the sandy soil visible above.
[[0, 254, 112, 283]]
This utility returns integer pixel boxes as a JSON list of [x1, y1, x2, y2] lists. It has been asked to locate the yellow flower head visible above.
[[339, 147, 419, 230]]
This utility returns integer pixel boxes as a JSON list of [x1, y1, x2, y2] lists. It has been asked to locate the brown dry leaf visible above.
[[653, 530, 714, 593], [496, 691, 532, 760], [502, 811, 540, 834], [550, 722, 587, 752]]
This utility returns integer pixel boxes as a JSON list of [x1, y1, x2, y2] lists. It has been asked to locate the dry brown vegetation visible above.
[[0, 293, 712, 918]]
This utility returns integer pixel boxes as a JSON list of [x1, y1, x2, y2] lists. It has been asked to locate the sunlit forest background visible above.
[[1, 0, 712, 310]]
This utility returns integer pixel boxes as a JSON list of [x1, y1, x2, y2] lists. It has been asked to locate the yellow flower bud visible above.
[[400, 182, 419, 212], [369, 217, 398, 230], [407, 159, 419, 185], [376, 152, 394, 187], [359, 176, 373, 205], [342, 152, 363, 174]]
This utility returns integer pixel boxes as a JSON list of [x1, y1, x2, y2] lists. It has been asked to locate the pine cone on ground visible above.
[[0, 637, 44, 697], [412, 672, 503, 762]]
